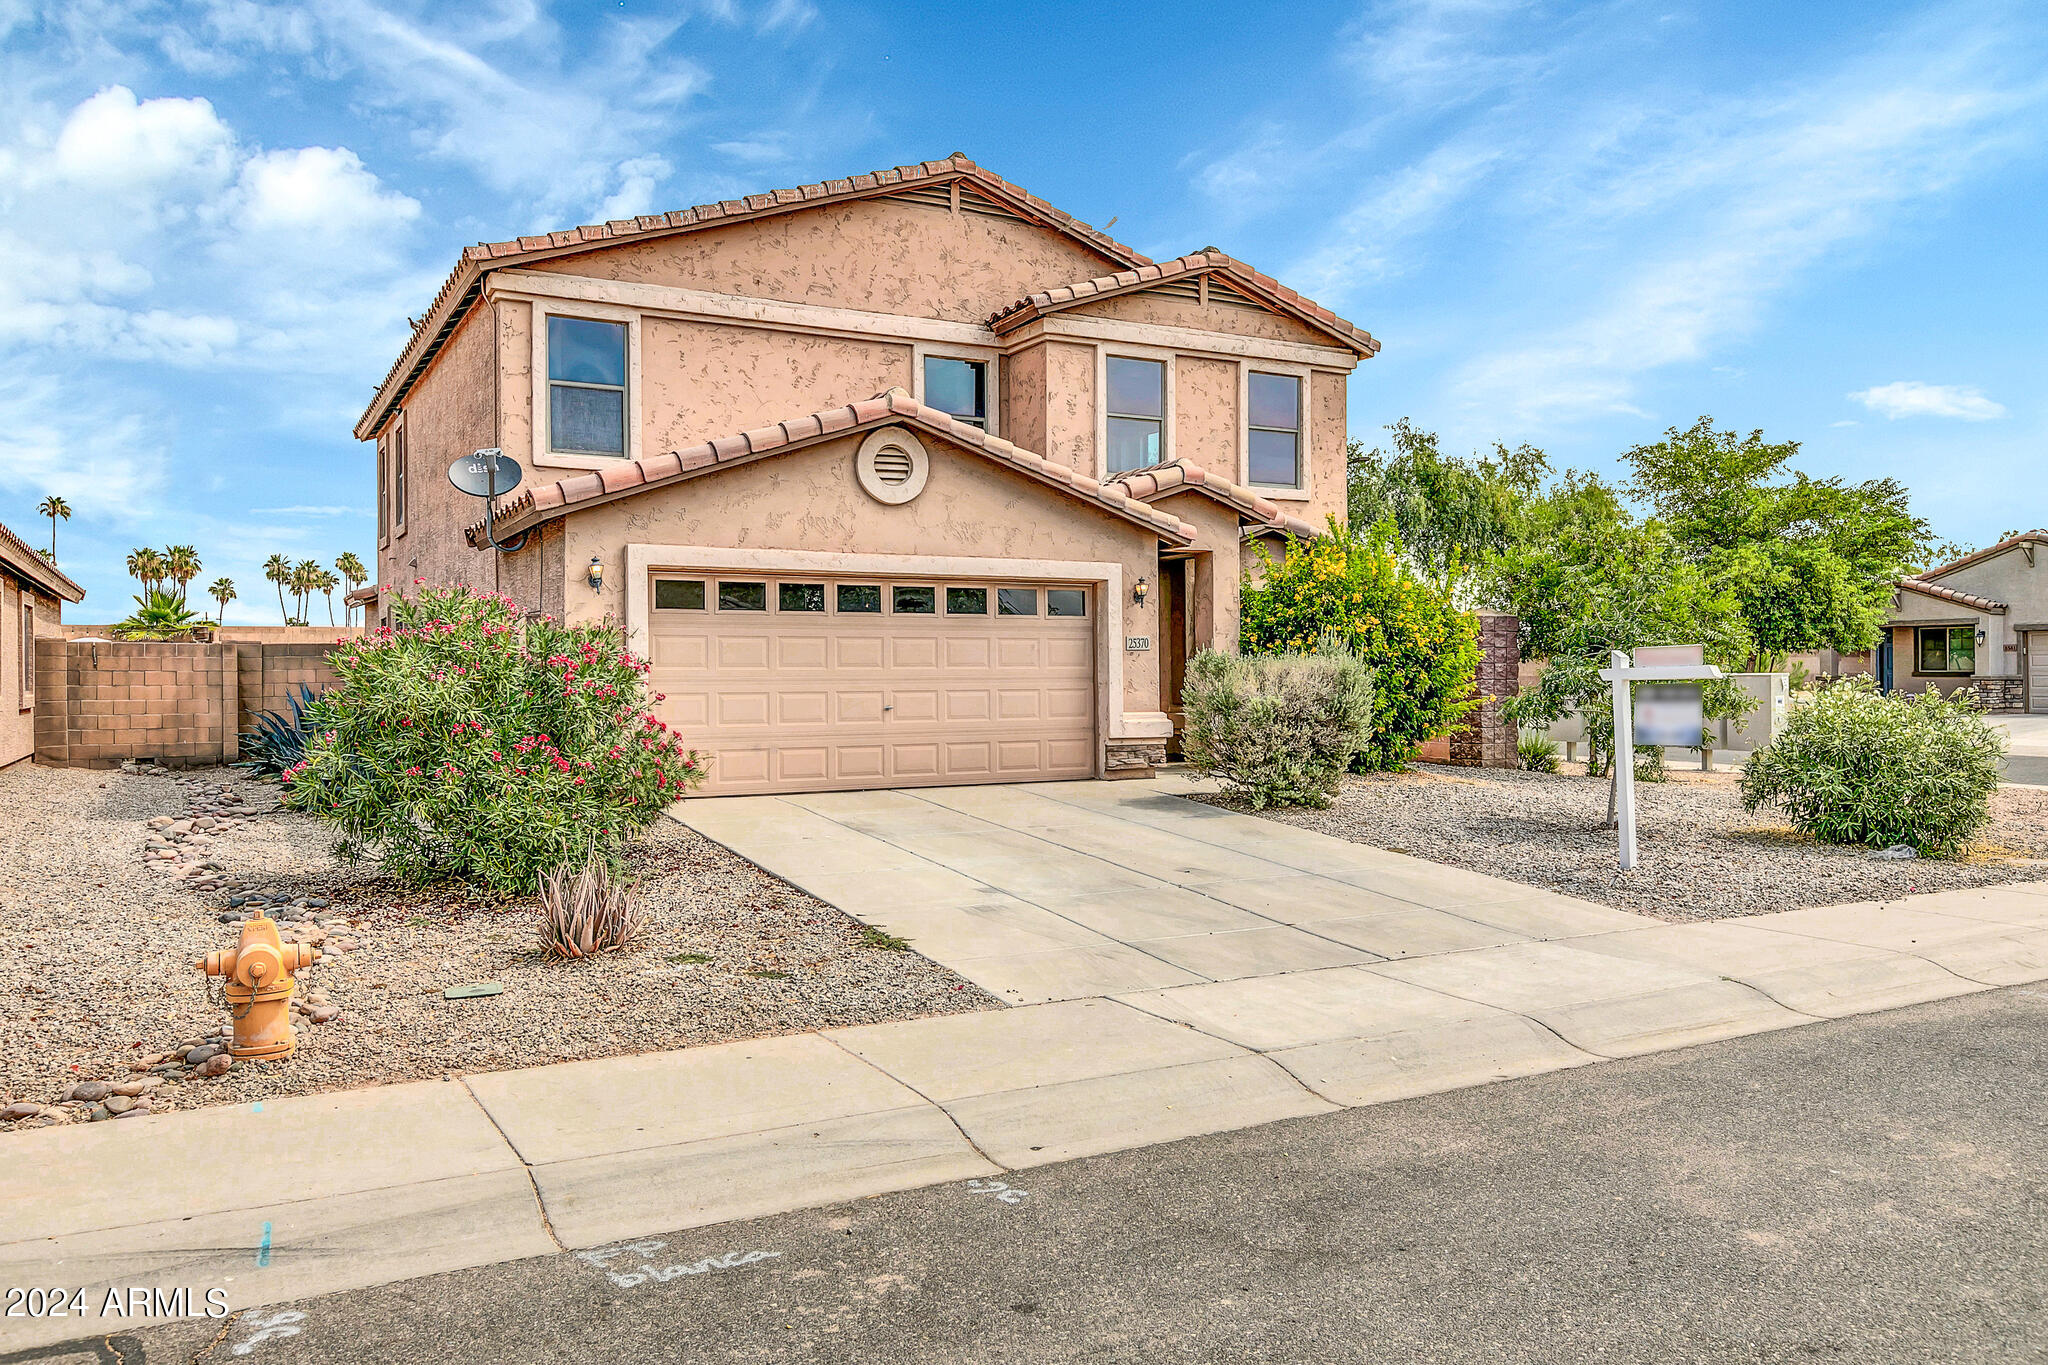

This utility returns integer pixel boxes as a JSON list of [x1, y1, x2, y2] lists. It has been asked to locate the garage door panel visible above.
[[777, 636, 830, 670], [653, 573, 1096, 795], [717, 636, 770, 669], [836, 637, 885, 669], [776, 691, 829, 726]]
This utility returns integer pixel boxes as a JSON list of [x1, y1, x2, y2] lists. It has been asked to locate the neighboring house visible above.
[[0, 518, 85, 767], [1884, 530, 2048, 712], [356, 154, 1377, 794]]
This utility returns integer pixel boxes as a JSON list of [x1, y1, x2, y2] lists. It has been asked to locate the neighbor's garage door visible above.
[[648, 572, 1096, 795], [2031, 632, 2048, 713]]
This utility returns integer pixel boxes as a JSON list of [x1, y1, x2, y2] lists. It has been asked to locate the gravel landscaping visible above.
[[1, 764, 997, 1130], [1214, 762, 2048, 920]]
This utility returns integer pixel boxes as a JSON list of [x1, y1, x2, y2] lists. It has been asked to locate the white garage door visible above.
[[648, 572, 1097, 795]]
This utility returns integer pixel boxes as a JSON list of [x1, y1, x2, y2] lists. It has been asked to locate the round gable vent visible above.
[[855, 426, 930, 505]]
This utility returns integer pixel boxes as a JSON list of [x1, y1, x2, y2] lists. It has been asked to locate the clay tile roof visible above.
[[463, 389, 1196, 548], [987, 248, 1380, 358], [1102, 459, 1321, 541], [359, 154, 1151, 441], [1895, 578, 2007, 613], [0, 518, 85, 602]]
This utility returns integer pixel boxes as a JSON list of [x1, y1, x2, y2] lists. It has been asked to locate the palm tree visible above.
[[163, 545, 201, 607], [264, 554, 291, 622], [292, 559, 322, 625], [208, 577, 236, 624], [37, 496, 70, 563], [127, 547, 166, 596], [334, 552, 367, 624], [318, 568, 342, 625]]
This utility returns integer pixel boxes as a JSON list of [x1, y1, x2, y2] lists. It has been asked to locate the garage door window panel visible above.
[[998, 588, 1038, 616], [837, 584, 883, 614], [718, 582, 768, 612], [779, 583, 826, 612], [946, 587, 989, 615], [1047, 589, 1088, 617], [654, 579, 706, 610], [893, 585, 936, 614]]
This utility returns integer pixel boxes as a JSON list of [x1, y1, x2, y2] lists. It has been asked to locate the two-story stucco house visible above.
[[1882, 529, 2048, 712], [355, 155, 1377, 794]]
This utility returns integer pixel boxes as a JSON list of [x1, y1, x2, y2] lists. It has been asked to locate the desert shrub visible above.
[[282, 584, 705, 895], [1240, 520, 1480, 771], [537, 855, 647, 959], [1517, 730, 1560, 773], [1181, 647, 1375, 809], [1739, 679, 2004, 856]]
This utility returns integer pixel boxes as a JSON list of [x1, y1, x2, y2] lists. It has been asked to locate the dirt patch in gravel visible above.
[[1207, 763, 2048, 920], [1, 765, 997, 1129]]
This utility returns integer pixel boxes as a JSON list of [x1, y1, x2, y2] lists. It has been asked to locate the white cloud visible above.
[[0, 376, 170, 519], [228, 145, 421, 242], [50, 85, 236, 197], [595, 154, 674, 221], [1850, 381, 2008, 421]]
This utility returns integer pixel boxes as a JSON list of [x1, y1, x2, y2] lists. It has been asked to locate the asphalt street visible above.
[[2002, 754, 2048, 787], [28, 988, 2048, 1365]]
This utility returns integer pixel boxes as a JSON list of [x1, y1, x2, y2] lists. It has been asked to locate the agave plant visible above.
[[113, 588, 205, 640], [236, 684, 321, 777], [537, 855, 647, 960]]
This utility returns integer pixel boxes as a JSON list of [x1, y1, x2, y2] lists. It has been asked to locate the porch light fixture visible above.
[[1133, 576, 1149, 606], [586, 557, 604, 591]]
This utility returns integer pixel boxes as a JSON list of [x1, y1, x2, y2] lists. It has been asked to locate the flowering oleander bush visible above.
[[1740, 679, 2003, 857], [1240, 520, 1481, 770], [282, 583, 705, 895]]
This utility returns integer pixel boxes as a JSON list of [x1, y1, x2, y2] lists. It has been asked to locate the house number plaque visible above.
[[1126, 636, 1151, 651]]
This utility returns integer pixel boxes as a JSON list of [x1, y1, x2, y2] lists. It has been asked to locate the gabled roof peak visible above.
[[987, 249, 1379, 357]]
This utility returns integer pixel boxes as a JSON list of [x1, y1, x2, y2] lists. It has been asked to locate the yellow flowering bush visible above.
[[1239, 519, 1481, 770]]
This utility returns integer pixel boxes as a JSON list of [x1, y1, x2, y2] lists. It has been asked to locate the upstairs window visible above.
[[924, 357, 987, 428], [1106, 357, 1165, 474], [548, 316, 628, 456], [1248, 372, 1301, 488], [392, 420, 408, 533]]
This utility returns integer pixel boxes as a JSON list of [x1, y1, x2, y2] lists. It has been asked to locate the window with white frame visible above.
[[1106, 356, 1165, 473], [1247, 371, 1302, 488], [392, 419, 408, 535], [923, 357, 988, 428], [547, 316, 629, 456]]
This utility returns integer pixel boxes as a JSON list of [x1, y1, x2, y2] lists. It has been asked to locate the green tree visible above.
[[1489, 513, 1753, 778], [208, 577, 236, 623], [162, 544, 201, 607], [1346, 419, 1548, 586], [1239, 519, 1483, 771], [114, 589, 204, 640], [335, 552, 368, 623], [319, 567, 341, 625], [1620, 417, 1924, 665], [264, 554, 292, 622], [126, 547, 166, 596], [37, 495, 70, 563]]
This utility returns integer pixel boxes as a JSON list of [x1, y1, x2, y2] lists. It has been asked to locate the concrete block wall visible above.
[[33, 639, 344, 769]]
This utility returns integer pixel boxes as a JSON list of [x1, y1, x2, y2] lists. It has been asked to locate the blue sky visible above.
[[2, 0, 2042, 622]]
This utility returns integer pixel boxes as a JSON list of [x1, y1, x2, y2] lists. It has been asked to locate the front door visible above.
[[1159, 558, 1190, 755]]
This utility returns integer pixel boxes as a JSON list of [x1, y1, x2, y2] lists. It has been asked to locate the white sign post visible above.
[[1596, 647, 1723, 870]]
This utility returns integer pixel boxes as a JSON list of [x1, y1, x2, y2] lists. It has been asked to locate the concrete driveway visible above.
[[674, 776, 1652, 1005]]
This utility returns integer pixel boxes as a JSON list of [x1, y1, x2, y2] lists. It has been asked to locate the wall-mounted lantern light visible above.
[[1133, 576, 1149, 607], [586, 557, 604, 592]]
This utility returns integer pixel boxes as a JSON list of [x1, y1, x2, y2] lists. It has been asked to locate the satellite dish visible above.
[[448, 448, 523, 498]]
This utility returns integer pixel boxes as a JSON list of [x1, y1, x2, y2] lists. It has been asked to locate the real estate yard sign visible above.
[[1598, 646, 1722, 870]]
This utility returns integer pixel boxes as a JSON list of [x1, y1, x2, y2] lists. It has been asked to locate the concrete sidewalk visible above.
[[8, 785, 2048, 1350]]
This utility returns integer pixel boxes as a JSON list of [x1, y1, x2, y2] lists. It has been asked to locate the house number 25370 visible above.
[[1125, 636, 1150, 651]]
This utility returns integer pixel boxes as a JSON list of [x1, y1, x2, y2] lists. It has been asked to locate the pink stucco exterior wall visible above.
[[526, 197, 1126, 323], [1070, 289, 1336, 347], [1173, 356, 1239, 486], [641, 317, 911, 453]]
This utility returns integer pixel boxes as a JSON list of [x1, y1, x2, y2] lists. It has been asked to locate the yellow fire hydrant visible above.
[[198, 914, 318, 1060]]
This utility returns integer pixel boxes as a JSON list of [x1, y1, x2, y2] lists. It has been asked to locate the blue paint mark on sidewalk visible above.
[[258, 1221, 273, 1268], [252, 1101, 263, 1114]]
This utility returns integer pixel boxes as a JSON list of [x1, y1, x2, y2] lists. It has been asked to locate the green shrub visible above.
[[1240, 520, 1480, 770], [1180, 647, 1375, 809], [1517, 730, 1560, 773], [1739, 680, 2004, 856], [282, 584, 706, 895]]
